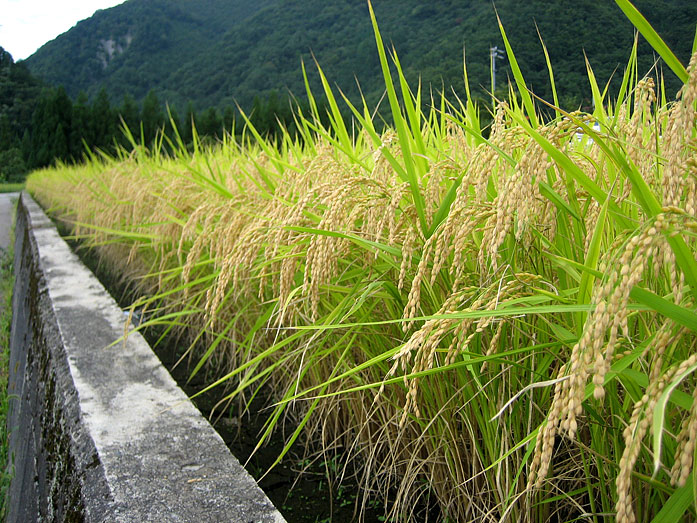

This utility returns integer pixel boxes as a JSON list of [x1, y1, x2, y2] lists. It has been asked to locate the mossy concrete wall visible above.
[[7, 192, 286, 522]]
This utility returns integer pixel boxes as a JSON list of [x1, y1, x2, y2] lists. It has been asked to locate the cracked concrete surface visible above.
[[7, 193, 286, 522]]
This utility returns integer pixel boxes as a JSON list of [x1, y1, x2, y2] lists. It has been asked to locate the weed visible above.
[[0, 200, 15, 517]]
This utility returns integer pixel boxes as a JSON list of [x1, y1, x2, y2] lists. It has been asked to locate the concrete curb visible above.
[[7, 192, 286, 522]]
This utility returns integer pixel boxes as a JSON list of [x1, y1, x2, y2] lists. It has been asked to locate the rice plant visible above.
[[26, 1, 697, 521]]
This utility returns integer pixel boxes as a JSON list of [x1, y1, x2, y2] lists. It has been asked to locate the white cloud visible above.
[[0, 0, 126, 60]]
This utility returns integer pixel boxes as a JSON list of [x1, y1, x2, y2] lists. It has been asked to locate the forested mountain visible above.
[[23, 0, 274, 103], [0, 47, 42, 181], [22, 0, 697, 112]]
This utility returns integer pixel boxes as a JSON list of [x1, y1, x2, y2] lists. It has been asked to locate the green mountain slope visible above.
[[0, 47, 42, 181], [22, 0, 273, 102], [22, 0, 697, 111]]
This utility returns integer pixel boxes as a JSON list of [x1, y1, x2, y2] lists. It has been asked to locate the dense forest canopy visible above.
[[0, 47, 41, 181], [23, 0, 697, 111], [0, 44, 309, 181]]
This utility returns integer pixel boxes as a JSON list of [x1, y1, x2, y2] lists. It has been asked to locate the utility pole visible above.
[[490, 45, 504, 109]]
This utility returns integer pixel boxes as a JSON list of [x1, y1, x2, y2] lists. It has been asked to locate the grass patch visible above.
[[0, 184, 24, 194], [0, 226, 14, 518]]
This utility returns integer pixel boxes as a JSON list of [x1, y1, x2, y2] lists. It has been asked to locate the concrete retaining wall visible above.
[[7, 192, 286, 522]]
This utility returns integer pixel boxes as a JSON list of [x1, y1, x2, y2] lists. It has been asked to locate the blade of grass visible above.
[[496, 11, 538, 127], [368, 0, 427, 233], [615, 0, 688, 83], [651, 475, 694, 523]]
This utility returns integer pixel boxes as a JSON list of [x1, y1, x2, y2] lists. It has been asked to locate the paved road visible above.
[[0, 192, 19, 254]]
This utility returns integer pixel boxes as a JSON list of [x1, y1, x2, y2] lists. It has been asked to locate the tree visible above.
[[198, 107, 221, 139], [0, 47, 12, 70], [71, 92, 93, 159], [91, 87, 116, 151], [141, 89, 165, 145], [51, 123, 69, 163], [29, 87, 73, 167], [117, 93, 140, 146], [0, 46, 41, 172], [223, 106, 235, 135], [182, 101, 195, 145], [0, 148, 27, 182], [0, 114, 16, 151]]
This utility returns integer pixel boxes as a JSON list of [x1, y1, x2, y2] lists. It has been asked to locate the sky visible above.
[[0, 0, 127, 60]]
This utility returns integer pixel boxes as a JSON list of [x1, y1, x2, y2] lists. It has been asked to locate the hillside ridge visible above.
[[20, 0, 697, 111]]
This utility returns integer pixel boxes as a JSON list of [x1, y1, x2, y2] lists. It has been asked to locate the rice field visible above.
[[26, 3, 697, 521]]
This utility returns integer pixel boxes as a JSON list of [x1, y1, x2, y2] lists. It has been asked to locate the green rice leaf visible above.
[[311, 56, 365, 167], [577, 188, 611, 330], [368, 0, 427, 233], [630, 287, 697, 332], [497, 12, 538, 127], [584, 55, 608, 121], [539, 181, 581, 222], [622, 368, 693, 410], [652, 361, 697, 475], [651, 475, 694, 523], [613, 34, 639, 129], [614, 0, 688, 83], [536, 24, 559, 114], [428, 172, 464, 237]]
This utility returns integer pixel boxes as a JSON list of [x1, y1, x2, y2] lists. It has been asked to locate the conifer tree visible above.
[[91, 87, 115, 151], [141, 89, 165, 145]]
